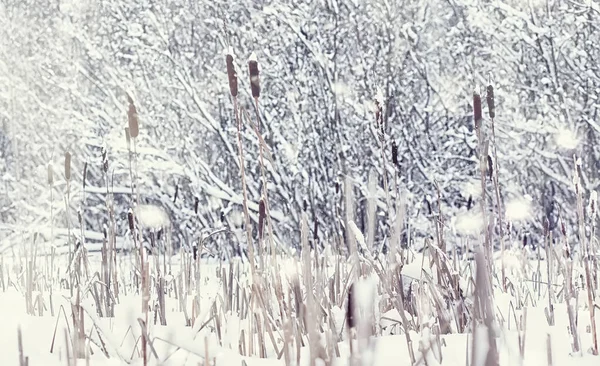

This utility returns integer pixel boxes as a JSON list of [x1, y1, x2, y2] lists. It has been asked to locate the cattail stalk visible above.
[[247, 54, 281, 281], [574, 156, 598, 355], [227, 51, 255, 280], [473, 91, 492, 270], [47, 162, 55, 284], [65, 152, 73, 268], [374, 95, 392, 254], [486, 85, 506, 292]]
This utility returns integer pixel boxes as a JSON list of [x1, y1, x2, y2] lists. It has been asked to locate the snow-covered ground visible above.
[[1, 245, 599, 366]]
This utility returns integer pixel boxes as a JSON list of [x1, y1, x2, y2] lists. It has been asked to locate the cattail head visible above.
[[486, 85, 495, 119], [102, 146, 108, 173], [313, 218, 319, 241], [127, 210, 135, 232], [473, 92, 483, 129], [82, 161, 88, 189], [248, 52, 260, 99], [346, 283, 356, 329], [47, 163, 53, 186], [258, 198, 266, 240], [226, 52, 238, 97], [194, 197, 199, 215], [127, 94, 139, 138], [64, 151, 71, 181], [192, 244, 198, 261], [173, 183, 179, 204], [391, 140, 399, 168], [374, 92, 385, 140], [83, 161, 87, 190]]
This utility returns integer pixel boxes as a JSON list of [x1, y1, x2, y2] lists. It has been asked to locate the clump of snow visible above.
[[555, 127, 579, 149], [331, 81, 352, 98], [127, 23, 143, 38], [505, 195, 533, 222], [135, 204, 170, 229], [460, 179, 482, 198], [225, 46, 235, 58], [248, 51, 258, 62], [452, 211, 484, 236], [374, 88, 385, 107]]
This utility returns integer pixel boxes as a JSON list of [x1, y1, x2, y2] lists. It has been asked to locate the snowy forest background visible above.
[[0, 0, 598, 255]]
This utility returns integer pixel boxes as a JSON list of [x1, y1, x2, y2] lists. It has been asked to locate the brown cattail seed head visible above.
[[47, 164, 53, 186], [226, 54, 238, 97], [473, 92, 483, 129], [346, 283, 356, 329], [192, 244, 198, 261], [101, 146, 108, 173], [375, 97, 384, 140], [248, 53, 260, 99], [127, 94, 139, 138], [258, 198, 266, 240], [83, 162, 88, 189], [64, 151, 71, 181], [486, 85, 495, 119], [128, 210, 135, 231], [194, 197, 199, 215], [391, 141, 399, 168]]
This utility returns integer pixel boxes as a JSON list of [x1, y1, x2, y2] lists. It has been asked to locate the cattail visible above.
[[313, 218, 319, 241], [82, 162, 88, 189], [47, 164, 53, 186], [127, 94, 139, 138], [64, 152, 71, 181], [194, 197, 199, 215], [473, 92, 483, 129], [486, 85, 495, 119], [346, 283, 356, 329], [101, 146, 108, 173], [173, 183, 179, 204], [128, 210, 135, 232], [391, 140, 399, 168], [248, 53, 260, 99], [487, 155, 493, 179], [192, 244, 198, 261], [258, 198, 266, 240], [374, 97, 384, 140], [303, 199, 308, 212], [226, 53, 238, 97]]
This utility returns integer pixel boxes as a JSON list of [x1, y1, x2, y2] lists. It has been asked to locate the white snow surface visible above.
[[0, 252, 599, 365]]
